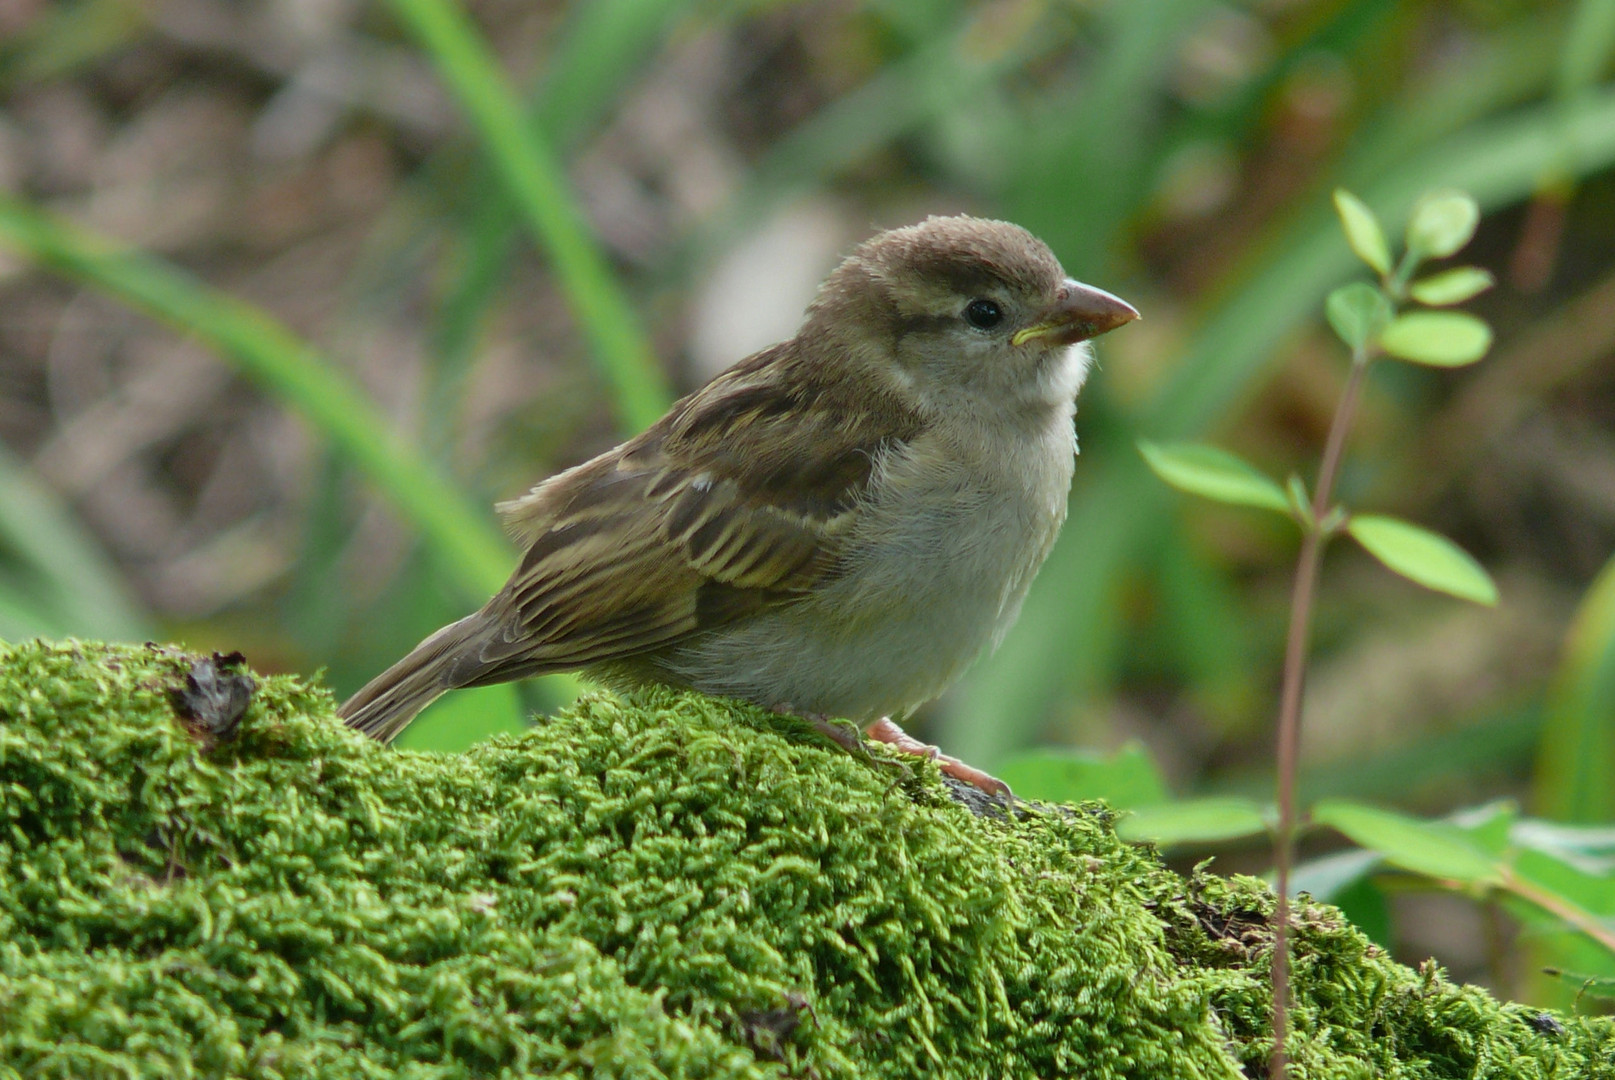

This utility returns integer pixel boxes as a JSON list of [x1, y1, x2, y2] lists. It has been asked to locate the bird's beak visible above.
[[1011, 279, 1140, 347]]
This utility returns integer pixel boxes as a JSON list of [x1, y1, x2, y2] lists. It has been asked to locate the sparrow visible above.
[[340, 215, 1138, 795]]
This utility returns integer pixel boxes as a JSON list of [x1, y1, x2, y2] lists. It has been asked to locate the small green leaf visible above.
[[1409, 266, 1495, 306], [1450, 800, 1518, 856], [1406, 189, 1481, 259], [1332, 189, 1392, 275], [1346, 513, 1499, 605], [1285, 474, 1312, 522], [1313, 799, 1503, 885], [1118, 797, 1270, 846], [1378, 311, 1493, 366], [1325, 282, 1394, 351], [1138, 440, 1290, 515], [996, 743, 1168, 809], [1544, 969, 1615, 1000]]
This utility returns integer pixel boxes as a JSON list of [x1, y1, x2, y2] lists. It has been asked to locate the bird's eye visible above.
[[964, 298, 1003, 330]]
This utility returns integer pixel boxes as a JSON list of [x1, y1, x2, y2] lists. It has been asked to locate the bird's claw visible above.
[[862, 717, 1013, 799]]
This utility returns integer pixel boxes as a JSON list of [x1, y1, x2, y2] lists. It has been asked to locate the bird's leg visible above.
[[862, 717, 1012, 798], [775, 707, 1010, 797], [774, 705, 869, 759]]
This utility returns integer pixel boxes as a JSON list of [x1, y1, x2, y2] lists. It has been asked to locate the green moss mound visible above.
[[0, 640, 1609, 1078]]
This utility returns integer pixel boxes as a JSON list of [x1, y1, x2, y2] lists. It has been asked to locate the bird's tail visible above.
[[339, 612, 495, 743]]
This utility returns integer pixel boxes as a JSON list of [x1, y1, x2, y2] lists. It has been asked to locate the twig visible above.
[[1269, 350, 1370, 1080]]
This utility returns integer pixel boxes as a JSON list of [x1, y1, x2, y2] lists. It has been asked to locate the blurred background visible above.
[[2, 0, 1613, 1007]]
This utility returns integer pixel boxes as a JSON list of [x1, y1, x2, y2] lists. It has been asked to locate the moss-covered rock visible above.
[[0, 639, 1608, 1078]]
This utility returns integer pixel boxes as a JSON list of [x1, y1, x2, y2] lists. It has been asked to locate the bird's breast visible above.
[[840, 414, 1075, 630], [655, 412, 1076, 720]]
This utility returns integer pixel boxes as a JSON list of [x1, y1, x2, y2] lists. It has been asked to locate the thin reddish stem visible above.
[[1311, 358, 1369, 517], [1269, 353, 1371, 1080]]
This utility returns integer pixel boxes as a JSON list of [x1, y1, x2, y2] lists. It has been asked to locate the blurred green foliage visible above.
[[1, 0, 1613, 1008]]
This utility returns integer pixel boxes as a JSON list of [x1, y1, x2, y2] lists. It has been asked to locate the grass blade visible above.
[[0, 195, 512, 601], [1534, 554, 1615, 822], [0, 442, 147, 641], [384, 0, 672, 432]]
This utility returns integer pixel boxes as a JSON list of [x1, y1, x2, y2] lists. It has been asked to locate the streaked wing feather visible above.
[[479, 341, 919, 674]]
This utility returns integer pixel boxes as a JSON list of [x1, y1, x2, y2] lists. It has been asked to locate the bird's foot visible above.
[[862, 717, 1012, 798], [774, 705, 869, 759], [773, 707, 1010, 798]]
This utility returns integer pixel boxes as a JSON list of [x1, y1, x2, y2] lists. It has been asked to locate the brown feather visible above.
[[473, 335, 922, 680]]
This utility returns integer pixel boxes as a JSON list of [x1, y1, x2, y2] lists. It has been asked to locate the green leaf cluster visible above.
[[1139, 188, 1498, 607], [1111, 183, 1615, 988], [997, 759, 1615, 965]]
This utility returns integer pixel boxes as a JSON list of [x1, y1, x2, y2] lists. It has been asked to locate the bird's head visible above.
[[802, 215, 1139, 411]]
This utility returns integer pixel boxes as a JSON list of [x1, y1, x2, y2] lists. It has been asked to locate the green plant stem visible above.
[[384, 0, 672, 433], [1270, 351, 1372, 1080], [1387, 248, 1421, 299]]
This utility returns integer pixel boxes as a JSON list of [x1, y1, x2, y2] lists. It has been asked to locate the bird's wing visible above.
[[471, 343, 919, 677]]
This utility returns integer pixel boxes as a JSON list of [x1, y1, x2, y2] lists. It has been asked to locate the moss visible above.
[[0, 640, 1609, 1079]]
